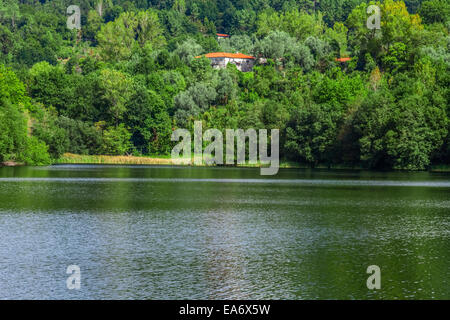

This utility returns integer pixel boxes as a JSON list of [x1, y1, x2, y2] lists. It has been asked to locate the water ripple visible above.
[[0, 177, 449, 187]]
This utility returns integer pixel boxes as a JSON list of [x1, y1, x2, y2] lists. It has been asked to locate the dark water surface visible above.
[[0, 165, 449, 299]]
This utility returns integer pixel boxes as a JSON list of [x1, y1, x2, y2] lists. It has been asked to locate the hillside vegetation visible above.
[[0, 0, 449, 169]]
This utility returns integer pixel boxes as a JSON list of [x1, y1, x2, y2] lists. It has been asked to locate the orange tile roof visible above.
[[335, 57, 352, 62], [195, 52, 255, 59], [216, 33, 230, 37]]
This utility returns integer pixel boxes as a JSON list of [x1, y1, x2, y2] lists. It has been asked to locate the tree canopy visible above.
[[0, 0, 448, 169]]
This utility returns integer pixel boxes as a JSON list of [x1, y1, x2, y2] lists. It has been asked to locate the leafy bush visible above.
[[101, 124, 133, 155], [21, 136, 51, 166]]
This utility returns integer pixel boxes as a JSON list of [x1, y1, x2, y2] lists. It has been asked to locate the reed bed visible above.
[[55, 153, 190, 165]]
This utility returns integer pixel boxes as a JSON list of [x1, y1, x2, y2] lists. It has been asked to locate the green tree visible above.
[[418, 0, 450, 24], [97, 10, 165, 61], [57, 116, 103, 155], [174, 38, 203, 64], [174, 82, 217, 126], [31, 106, 69, 159], [254, 30, 314, 70], [125, 84, 172, 154], [285, 103, 341, 166], [0, 64, 50, 164], [256, 9, 324, 41], [101, 124, 133, 155], [0, 0, 21, 29], [352, 88, 448, 170], [99, 68, 133, 125]]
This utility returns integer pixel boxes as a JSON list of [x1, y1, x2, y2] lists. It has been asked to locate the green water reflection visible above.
[[0, 165, 449, 299]]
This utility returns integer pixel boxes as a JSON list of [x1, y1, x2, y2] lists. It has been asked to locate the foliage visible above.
[[97, 9, 165, 61], [101, 124, 133, 155], [0, 64, 50, 164], [0, 0, 448, 170]]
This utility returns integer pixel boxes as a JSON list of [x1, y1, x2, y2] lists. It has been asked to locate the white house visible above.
[[195, 52, 256, 72]]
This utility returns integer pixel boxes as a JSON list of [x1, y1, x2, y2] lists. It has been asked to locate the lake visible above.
[[0, 165, 449, 299]]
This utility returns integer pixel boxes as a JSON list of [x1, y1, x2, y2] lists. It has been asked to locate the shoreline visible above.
[[53, 153, 298, 168], [50, 153, 450, 172], [0, 161, 23, 167], [2, 153, 447, 172]]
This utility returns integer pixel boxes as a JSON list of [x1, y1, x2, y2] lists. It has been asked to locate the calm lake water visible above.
[[0, 165, 449, 299]]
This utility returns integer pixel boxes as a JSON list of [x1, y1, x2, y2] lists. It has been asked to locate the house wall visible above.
[[209, 57, 254, 72]]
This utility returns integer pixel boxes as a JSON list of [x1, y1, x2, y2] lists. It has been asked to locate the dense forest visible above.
[[0, 0, 449, 169]]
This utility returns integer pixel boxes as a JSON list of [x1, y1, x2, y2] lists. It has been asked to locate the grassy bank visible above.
[[0, 161, 24, 167], [430, 164, 450, 172], [55, 153, 298, 168], [54, 153, 450, 172], [55, 153, 179, 165]]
